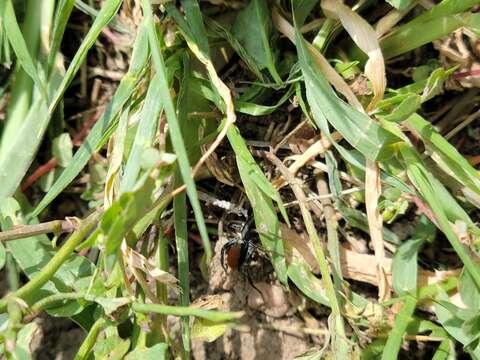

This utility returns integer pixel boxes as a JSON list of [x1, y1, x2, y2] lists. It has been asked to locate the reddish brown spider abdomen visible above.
[[226, 244, 242, 269]]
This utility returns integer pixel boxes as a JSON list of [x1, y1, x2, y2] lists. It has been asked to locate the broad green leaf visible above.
[[287, 261, 329, 306], [227, 125, 288, 285], [191, 318, 230, 342], [99, 177, 156, 255], [93, 329, 131, 360], [232, 0, 281, 83], [435, 289, 480, 358], [295, 27, 399, 161], [52, 133, 73, 167], [125, 344, 168, 360], [0, 196, 95, 308], [207, 18, 264, 80], [460, 270, 480, 310]]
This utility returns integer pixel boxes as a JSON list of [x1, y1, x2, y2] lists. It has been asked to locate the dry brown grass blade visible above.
[[321, 0, 386, 111], [365, 159, 390, 301], [272, 7, 363, 110], [272, 135, 335, 189]]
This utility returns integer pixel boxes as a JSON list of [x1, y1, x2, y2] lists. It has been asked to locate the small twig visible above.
[[0, 218, 78, 242]]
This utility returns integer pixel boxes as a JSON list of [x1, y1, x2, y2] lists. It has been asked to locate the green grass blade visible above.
[[0, 0, 122, 204], [227, 126, 288, 285], [48, 0, 123, 114], [141, 0, 212, 261], [295, 27, 399, 162], [174, 174, 190, 354], [120, 74, 163, 193], [47, 0, 75, 75], [392, 216, 434, 294], [381, 13, 476, 59], [1, 0, 46, 154], [407, 113, 480, 197], [382, 295, 417, 360], [1, 0, 47, 96], [399, 144, 480, 289], [32, 25, 150, 216], [405, 0, 480, 26]]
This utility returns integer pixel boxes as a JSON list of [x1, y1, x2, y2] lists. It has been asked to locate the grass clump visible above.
[[0, 0, 480, 358]]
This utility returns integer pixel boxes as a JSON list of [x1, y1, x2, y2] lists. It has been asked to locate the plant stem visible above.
[[74, 317, 106, 360], [0, 219, 78, 242], [0, 211, 101, 313], [132, 303, 243, 322]]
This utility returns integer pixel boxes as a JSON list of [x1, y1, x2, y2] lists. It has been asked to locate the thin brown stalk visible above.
[[0, 218, 78, 242]]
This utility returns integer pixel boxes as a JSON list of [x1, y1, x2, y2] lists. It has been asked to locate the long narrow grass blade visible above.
[[141, 0, 211, 260], [47, 0, 75, 74], [227, 126, 288, 285], [120, 74, 163, 193], [382, 295, 417, 360], [1, 0, 47, 96], [48, 0, 123, 114], [399, 144, 480, 289], [33, 25, 150, 216], [381, 13, 477, 59], [0, 0, 122, 204]]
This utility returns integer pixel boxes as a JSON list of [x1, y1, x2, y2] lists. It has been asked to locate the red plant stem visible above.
[[21, 158, 59, 192], [405, 194, 438, 227], [453, 69, 480, 79], [21, 107, 104, 192]]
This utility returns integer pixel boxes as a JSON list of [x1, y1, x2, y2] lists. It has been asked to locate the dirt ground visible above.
[[190, 226, 323, 360]]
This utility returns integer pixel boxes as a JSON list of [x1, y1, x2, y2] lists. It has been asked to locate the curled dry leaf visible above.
[[123, 244, 180, 293], [321, 0, 386, 110]]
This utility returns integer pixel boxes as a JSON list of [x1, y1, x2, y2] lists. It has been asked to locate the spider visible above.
[[220, 216, 258, 271]]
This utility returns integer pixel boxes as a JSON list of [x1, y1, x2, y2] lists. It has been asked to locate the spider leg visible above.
[[245, 268, 265, 302]]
